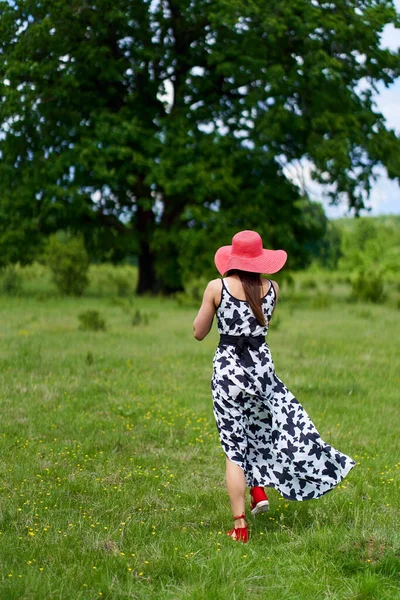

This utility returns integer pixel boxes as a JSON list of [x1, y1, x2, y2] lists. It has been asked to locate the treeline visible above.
[[1, 215, 399, 304], [313, 215, 400, 276], [1, 0, 400, 294]]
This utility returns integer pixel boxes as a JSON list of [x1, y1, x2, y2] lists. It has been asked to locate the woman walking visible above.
[[193, 230, 355, 543]]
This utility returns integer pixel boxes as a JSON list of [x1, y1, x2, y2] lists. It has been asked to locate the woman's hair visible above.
[[225, 269, 266, 326]]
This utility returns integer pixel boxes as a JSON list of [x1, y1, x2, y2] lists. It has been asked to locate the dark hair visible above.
[[225, 269, 266, 326]]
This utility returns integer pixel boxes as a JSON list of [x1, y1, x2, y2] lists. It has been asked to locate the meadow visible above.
[[0, 273, 399, 599]]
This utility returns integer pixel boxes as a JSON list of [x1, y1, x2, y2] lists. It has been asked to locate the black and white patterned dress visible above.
[[212, 278, 356, 500]]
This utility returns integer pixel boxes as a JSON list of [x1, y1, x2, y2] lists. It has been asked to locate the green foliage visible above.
[[17, 261, 48, 282], [131, 309, 149, 326], [312, 221, 343, 270], [337, 216, 400, 276], [175, 277, 210, 307], [0, 265, 22, 296], [301, 278, 319, 291], [89, 264, 138, 297], [351, 270, 386, 304], [45, 233, 90, 296], [1, 1, 400, 292], [78, 310, 106, 331], [111, 272, 134, 298]]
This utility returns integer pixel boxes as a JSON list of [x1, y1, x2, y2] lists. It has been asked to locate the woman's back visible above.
[[216, 277, 276, 337]]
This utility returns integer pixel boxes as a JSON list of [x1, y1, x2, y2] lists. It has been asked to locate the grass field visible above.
[[0, 284, 399, 599]]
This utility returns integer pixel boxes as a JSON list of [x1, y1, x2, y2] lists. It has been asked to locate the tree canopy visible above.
[[1, 0, 399, 292]]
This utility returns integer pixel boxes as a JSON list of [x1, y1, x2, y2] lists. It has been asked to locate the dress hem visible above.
[[224, 452, 356, 501]]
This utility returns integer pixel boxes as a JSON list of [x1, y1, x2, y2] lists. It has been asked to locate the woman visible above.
[[193, 230, 355, 543]]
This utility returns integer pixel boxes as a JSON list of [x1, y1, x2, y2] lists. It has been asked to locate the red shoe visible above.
[[250, 487, 270, 515], [226, 513, 249, 543]]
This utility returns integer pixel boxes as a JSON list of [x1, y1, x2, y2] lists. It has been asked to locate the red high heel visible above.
[[250, 487, 270, 515], [226, 513, 249, 543]]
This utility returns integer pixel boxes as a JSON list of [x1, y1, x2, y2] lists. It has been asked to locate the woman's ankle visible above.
[[233, 516, 246, 528]]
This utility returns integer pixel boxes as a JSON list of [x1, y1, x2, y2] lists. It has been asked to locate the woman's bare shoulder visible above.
[[206, 278, 222, 291], [205, 278, 222, 307]]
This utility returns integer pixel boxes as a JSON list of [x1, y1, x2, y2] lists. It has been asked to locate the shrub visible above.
[[175, 277, 209, 307], [108, 297, 132, 312], [45, 233, 89, 296], [132, 309, 149, 326], [1, 265, 22, 295], [20, 261, 48, 281], [281, 272, 295, 290], [110, 270, 135, 297], [78, 310, 106, 331], [88, 264, 137, 297], [350, 270, 386, 304]]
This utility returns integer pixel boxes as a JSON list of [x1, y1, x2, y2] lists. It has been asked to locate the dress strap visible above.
[[221, 277, 230, 294], [268, 279, 275, 298]]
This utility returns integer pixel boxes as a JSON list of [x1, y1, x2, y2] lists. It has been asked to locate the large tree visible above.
[[1, 0, 399, 292]]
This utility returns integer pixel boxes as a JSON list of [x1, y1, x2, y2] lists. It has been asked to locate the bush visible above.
[[19, 261, 48, 281], [132, 309, 149, 326], [175, 277, 209, 307], [1, 265, 22, 295], [45, 233, 89, 296], [110, 270, 135, 297], [78, 310, 106, 331], [350, 270, 386, 304], [88, 264, 137, 297], [108, 296, 132, 312]]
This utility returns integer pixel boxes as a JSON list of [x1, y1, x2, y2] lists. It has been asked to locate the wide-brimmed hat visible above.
[[214, 230, 287, 275]]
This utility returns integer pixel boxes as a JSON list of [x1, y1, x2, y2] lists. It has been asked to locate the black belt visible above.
[[218, 334, 266, 368]]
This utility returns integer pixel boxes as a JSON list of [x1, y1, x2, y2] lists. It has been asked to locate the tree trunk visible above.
[[137, 237, 157, 294], [136, 200, 157, 295]]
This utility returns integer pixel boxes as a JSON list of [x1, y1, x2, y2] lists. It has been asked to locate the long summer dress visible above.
[[211, 278, 356, 500]]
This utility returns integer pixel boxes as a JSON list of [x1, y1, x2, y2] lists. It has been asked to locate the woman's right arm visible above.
[[193, 279, 220, 341]]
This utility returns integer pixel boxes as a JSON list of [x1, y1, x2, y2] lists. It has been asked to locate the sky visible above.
[[316, 2, 400, 218]]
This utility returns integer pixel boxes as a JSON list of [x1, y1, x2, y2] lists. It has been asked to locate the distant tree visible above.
[[310, 221, 343, 270], [1, 0, 399, 292]]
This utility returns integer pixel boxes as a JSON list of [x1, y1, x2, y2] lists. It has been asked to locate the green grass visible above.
[[0, 289, 399, 599]]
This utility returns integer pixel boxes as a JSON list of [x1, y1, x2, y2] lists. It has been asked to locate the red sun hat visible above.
[[214, 230, 287, 275]]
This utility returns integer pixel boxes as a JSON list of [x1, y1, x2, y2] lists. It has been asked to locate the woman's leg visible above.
[[225, 457, 246, 527]]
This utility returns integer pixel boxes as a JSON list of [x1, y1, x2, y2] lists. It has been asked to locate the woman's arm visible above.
[[193, 279, 220, 341]]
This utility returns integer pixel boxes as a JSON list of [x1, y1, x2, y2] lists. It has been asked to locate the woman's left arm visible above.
[[193, 279, 220, 341]]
